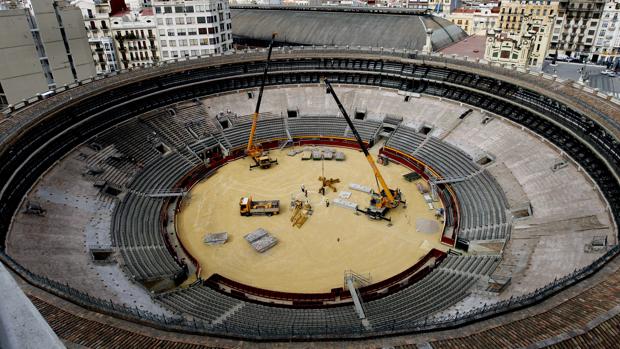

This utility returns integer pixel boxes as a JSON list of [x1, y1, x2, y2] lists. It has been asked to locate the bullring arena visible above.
[[1, 46, 620, 348]]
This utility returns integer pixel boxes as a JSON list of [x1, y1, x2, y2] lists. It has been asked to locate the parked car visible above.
[[601, 69, 617, 77]]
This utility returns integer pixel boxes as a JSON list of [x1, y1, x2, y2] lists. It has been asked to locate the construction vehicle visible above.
[[239, 196, 280, 216], [323, 79, 405, 221], [246, 33, 278, 170]]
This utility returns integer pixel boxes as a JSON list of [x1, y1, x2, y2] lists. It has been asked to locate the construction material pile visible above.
[[244, 228, 278, 253]]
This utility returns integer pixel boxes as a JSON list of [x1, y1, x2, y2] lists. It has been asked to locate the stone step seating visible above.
[[251, 116, 288, 143], [350, 119, 382, 142], [452, 172, 509, 241], [141, 111, 195, 149], [385, 125, 509, 241], [222, 299, 361, 336], [189, 136, 219, 154], [287, 115, 348, 138], [156, 284, 363, 336], [83, 145, 138, 187], [127, 152, 193, 192], [111, 153, 191, 281], [94, 119, 163, 166], [174, 104, 210, 138], [156, 285, 242, 323], [385, 126, 426, 153], [364, 270, 477, 330], [438, 255, 500, 276]]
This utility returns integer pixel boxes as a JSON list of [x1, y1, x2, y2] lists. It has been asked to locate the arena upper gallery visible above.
[[0, 44, 619, 348]]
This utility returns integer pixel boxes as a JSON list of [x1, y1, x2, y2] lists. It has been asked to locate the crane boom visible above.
[[323, 79, 397, 204], [246, 33, 277, 155]]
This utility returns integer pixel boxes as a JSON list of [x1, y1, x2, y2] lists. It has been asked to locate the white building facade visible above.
[[152, 0, 232, 60], [594, 0, 620, 66], [73, 0, 118, 74], [110, 8, 160, 68]]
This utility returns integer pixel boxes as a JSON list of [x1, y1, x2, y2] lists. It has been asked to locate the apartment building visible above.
[[485, 14, 553, 67], [110, 7, 159, 68], [73, 0, 118, 74], [550, 0, 605, 61], [448, 6, 498, 35], [152, 0, 233, 60], [0, 0, 95, 106], [593, 0, 620, 65], [484, 0, 557, 68]]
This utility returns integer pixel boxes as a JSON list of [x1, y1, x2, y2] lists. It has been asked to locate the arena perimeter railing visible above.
[[1, 245, 618, 340]]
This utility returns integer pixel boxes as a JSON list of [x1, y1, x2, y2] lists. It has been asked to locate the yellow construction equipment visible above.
[[246, 33, 278, 170], [323, 79, 405, 221], [240, 196, 280, 217], [318, 176, 340, 194], [290, 199, 312, 228]]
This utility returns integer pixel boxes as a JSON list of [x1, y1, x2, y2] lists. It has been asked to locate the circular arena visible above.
[[1, 47, 619, 348]]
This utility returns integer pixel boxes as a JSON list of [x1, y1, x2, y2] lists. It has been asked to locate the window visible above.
[[167, 29, 175, 36], [196, 5, 204, 12], [164, 6, 172, 13], [190, 38, 199, 45], [186, 17, 194, 24], [200, 38, 209, 45], [199, 27, 207, 34], [175, 6, 184, 13], [201, 49, 209, 55], [169, 40, 177, 47], [188, 28, 197, 35], [165, 18, 173, 25], [180, 50, 188, 57], [161, 41, 167, 47], [176, 17, 185, 25], [156, 6, 161, 13], [157, 18, 163, 25], [177, 28, 186, 36], [158, 29, 166, 36], [208, 27, 215, 34], [179, 39, 188, 46], [191, 49, 199, 55], [186, 6, 194, 13], [197, 16, 206, 23]]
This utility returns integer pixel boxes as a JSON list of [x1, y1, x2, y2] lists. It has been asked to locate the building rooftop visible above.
[[438, 34, 486, 59], [230, 5, 467, 51]]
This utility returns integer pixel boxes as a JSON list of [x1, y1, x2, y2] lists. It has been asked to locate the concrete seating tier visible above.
[[438, 255, 500, 276], [156, 284, 363, 335], [287, 116, 348, 138], [141, 111, 196, 149], [127, 152, 193, 192], [364, 269, 477, 330], [386, 125, 509, 241], [350, 119, 382, 142], [189, 136, 219, 154], [385, 126, 426, 153], [94, 119, 163, 166], [110, 153, 192, 281]]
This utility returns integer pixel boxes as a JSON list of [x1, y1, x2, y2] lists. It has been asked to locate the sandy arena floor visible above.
[[176, 146, 447, 293]]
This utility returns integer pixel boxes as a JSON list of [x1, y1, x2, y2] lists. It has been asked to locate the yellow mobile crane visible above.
[[246, 33, 278, 170], [323, 79, 405, 221]]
